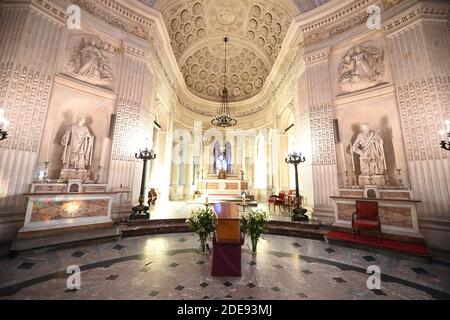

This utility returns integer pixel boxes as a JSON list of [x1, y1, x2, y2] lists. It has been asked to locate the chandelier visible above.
[[211, 37, 237, 128]]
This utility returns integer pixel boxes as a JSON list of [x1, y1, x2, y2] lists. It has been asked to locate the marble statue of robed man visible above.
[[61, 117, 94, 170], [352, 123, 385, 175]]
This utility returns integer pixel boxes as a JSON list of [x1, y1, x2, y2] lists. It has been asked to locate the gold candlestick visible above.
[[43, 162, 49, 184], [344, 170, 350, 188]]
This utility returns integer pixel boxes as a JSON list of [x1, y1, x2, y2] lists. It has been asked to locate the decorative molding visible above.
[[179, 99, 269, 118], [71, 0, 152, 40], [310, 104, 336, 166], [32, 0, 67, 22], [397, 76, 450, 162], [0, 63, 52, 153], [305, 47, 330, 65], [383, 1, 450, 35]]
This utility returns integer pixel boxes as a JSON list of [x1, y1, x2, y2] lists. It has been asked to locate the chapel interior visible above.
[[0, 0, 450, 300]]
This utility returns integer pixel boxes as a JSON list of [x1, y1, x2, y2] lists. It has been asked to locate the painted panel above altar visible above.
[[199, 178, 249, 200]]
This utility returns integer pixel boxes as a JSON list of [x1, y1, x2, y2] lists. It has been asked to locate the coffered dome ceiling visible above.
[[142, 0, 331, 103], [162, 0, 291, 102]]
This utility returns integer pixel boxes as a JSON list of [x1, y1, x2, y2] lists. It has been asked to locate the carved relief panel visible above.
[[338, 45, 385, 93], [63, 34, 118, 89], [330, 32, 392, 97]]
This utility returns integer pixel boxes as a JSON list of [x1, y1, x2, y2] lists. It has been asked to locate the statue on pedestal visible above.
[[61, 117, 94, 176], [215, 152, 228, 176], [352, 123, 385, 176]]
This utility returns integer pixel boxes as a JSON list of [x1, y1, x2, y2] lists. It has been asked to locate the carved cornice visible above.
[[70, 0, 152, 40], [305, 47, 331, 65], [178, 98, 269, 118], [31, 0, 68, 22], [299, 0, 376, 46], [383, 1, 450, 35]]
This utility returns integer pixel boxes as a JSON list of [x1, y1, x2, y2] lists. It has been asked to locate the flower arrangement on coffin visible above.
[[186, 207, 217, 254], [241, 209, 269, 254]]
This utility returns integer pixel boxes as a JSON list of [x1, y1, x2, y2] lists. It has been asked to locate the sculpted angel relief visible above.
[[69, 37, 116, 83], [338, 45, 384, 93]]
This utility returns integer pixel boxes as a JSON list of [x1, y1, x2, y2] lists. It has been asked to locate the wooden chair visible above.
[[147, 188, 158, 206], [285, 190, 296, 210], [268, 191, 286, 213], [352, 200, 382, 242]]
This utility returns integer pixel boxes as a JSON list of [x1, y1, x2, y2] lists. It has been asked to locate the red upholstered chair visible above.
[[352, 201, 382, 242], [268, 192, 286, 213]]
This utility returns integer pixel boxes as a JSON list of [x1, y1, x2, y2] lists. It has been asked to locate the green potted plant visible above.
[[241, 209, 269, 254], [187, 207, 217, 254]]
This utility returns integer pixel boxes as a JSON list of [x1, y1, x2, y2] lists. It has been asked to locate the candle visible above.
[[441, 130, 446, 141], [205, 196, 208, 205], [99, 138, 110, 167], [341, 143, 346, 171], [350, 143, 356, 171], [446, 120, 450, 132], [392, 136, 399, 169]]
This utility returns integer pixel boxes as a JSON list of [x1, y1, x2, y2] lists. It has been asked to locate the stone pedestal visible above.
[[330, 188, 423, 240], [59, 169, 89, 182]]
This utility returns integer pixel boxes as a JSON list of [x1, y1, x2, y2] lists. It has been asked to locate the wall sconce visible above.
[[440, 120, 450, 151], [0, 108, 8, 141]]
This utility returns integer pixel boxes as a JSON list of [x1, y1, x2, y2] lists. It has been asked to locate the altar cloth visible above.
[[211, 232, 245, 277]]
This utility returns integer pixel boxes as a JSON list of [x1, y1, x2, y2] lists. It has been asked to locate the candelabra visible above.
[[285, 151, 308, 222], [396, 168, 404, 188], [130, 147, 156, 220], [440, 120, 450, 151], [344, 171, 350, 188]]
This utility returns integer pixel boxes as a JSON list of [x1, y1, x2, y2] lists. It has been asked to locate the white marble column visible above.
[[301, 48, 338, 219], [0, 2, 66, 240], [384, 4, 450, 250], [108, 51, 153, 205]]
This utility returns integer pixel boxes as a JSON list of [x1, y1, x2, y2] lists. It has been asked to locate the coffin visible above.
[[213, 202, 240, 243]]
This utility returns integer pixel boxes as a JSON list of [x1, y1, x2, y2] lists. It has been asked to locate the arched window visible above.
[[213, 141, 221, 173], [254, 134, 267, 188], [225, 141, 232, 173]]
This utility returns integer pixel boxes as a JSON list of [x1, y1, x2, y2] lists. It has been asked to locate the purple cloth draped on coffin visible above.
[[211, 232, 245, 277]]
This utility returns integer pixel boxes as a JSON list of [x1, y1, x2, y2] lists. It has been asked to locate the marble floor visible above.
[[1, 233, 449, 300]]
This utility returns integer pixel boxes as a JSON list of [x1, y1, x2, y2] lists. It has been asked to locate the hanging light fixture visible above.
[[211, 37, 237, 128]]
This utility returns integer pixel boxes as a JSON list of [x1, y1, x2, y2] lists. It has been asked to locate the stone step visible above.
[[10, 226, 121, 256], [121, 218, 329, 241], [121, 219, 190, 237]]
